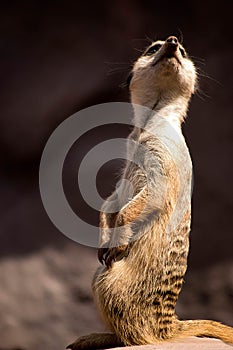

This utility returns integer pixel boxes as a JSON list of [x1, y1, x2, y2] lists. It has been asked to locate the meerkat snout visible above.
[[163, 36, 179, 58], [166, 36, 178, 44]]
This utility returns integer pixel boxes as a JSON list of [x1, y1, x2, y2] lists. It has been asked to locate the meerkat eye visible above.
[[144, 43, 162, 56], [179, 47, 187, 57]]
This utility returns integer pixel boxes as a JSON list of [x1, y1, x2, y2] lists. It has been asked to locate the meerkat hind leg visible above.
[[66, 332, 123, 349]]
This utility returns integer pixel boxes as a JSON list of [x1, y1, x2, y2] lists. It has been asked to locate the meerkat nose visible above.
[[164, 36, 179, 56], [166, 36, 179, 47]]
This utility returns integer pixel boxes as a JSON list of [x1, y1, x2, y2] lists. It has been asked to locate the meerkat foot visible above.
[[104, 245, 129, 268], [66, 333, 123, 349]]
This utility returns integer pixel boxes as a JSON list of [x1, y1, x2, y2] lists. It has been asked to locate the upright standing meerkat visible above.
[[67, 36, 233, 349]]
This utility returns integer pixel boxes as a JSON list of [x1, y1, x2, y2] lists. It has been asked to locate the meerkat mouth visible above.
[[152, 53, 181, 67]]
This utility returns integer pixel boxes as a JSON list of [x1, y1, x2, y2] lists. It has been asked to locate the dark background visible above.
[[0, 1, 232, 349]]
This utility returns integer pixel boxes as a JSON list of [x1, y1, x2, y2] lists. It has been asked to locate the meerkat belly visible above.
[[93, 131, 192, 343], [95, 135, 191, 307]]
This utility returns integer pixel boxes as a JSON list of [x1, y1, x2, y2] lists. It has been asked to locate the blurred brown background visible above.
[[0, 1, 232, 349]]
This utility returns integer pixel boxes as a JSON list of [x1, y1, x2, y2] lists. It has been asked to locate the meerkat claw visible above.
[[104, 249, 114, 268], [98, 246, 108, 264], [104, 245, 128, 268]]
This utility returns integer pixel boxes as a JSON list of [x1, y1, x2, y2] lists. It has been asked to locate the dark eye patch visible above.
[[144, 43, 162, 56]]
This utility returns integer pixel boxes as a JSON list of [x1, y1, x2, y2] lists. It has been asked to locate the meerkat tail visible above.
[[177, 320, 233, 344]]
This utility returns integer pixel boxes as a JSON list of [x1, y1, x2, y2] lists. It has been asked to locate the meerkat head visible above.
[[128, 36, 197, 109]]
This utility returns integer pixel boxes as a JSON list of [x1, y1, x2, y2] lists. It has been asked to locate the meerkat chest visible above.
[[141, 116, 192, 181]]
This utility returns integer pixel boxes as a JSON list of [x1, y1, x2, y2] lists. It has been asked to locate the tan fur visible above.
[[67, 36, 233, 349]]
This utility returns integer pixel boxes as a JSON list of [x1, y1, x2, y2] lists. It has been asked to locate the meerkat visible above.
[[67, 36, 233, 349]]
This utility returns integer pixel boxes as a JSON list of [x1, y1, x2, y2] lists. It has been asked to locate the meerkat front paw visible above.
[[98, 243, 109, 265], [104, 245, 129, 268]]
